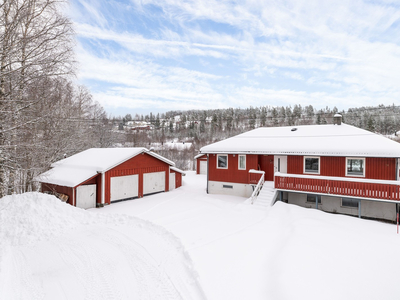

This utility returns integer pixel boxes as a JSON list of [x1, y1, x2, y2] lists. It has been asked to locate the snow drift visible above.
[[0, 192, 206, 300]]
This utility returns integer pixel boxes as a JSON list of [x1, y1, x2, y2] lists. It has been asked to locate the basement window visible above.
[[223, 185, 233, 189], [346, 158, 365, 177], [306, 194, 321, 204], [304, 156, 320, 174], [342, 198, 359, 208], [217, 154, 228, 169]]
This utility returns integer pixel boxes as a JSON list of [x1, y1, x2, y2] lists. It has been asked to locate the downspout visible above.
[[206, 154, 209, 194], [72, 187, 75, 206], [101, 172, 105, 206]]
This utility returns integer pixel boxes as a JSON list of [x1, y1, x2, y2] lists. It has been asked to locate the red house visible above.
[[199, 115, 400, 222], [37, 148, 184, 209]]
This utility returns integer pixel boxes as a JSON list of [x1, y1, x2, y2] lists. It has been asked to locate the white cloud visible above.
[[70, 0, 400, 114]]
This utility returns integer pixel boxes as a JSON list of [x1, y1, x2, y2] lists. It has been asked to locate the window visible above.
[[342, 198, 359, 208], [238, 155, 246, 170], [346, 158, 365, 177], [304, 156, 320, 174], [223, 185, 233, 189], [307, 194, 321, 203], [217, 154, 228, 169]]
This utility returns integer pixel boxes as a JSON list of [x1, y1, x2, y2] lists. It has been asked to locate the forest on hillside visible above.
[[115, 104, 400, 170]]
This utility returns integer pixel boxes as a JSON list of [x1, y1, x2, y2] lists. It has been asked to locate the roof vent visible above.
[[333, 114, 342, 125], [291, 128, 297, 132]]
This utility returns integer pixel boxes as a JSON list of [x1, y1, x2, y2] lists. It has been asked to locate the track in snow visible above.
[[2, 214, 207, 300]]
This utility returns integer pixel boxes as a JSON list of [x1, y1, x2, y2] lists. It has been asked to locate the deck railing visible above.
[[249, 170, 265, 204], [249, 169, 265, 185], [274, 172, 400, 201]]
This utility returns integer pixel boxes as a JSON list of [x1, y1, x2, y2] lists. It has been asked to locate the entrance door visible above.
[[258, 155, 274, 181], [274, 156, 287, 174], [76, 184, 96, 209]]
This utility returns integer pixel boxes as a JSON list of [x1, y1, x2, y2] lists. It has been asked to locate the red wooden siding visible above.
[[320, 157, 345, 177], [41, 183, 74, 205], [275, 175, 400, 201], [258, 155, 274, 181], [249, 172, 263, 184], [196, 155, 207, 174], [104, 153, 170, 204], [287, 155, 396, 181], [171, 169, 183, 188], [208, 154, 258, 184], [366, 157, 396, 180], [287, 156, 303, 174]]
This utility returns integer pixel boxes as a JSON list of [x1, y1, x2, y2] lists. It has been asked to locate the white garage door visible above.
[[200, 160, 208, 175], [143, 171, 165, 195], [76, 184, 96, 209], [169, 172, 176, 191], [110, 174, 139, 202]]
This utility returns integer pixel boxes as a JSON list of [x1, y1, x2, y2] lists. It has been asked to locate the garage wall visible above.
[[41, 183, 74, 205], [170, 170, 182, 188], [104, 153, 170, 204], [196, 156, 207, 174]]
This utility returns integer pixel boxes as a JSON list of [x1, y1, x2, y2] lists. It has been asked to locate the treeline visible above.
[[118, 104, 400, 170], [0, 0, 115, 197]]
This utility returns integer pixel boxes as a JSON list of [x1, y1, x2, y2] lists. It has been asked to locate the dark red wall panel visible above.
[[287, 156, 303, 174], [41, 183, 74, 206], [320, 157, 345, 177], [208, 154, 258, 184], [366, 157, 395, 180]]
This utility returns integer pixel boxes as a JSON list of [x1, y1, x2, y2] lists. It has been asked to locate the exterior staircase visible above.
[[252, 182, 277, 208]]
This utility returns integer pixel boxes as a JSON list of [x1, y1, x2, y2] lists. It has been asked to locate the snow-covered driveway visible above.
[[0, 193, 206, 300]]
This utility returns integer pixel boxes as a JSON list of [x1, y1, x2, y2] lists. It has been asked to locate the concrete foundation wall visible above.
[[287, 192, 397, 222], [208, 180, 253, 197]]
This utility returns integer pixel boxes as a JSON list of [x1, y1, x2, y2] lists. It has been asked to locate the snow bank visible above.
[[0, 192, 87, 247], [0, 192, 206, 300]]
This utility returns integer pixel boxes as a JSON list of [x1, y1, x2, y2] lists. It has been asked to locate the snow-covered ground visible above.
[[2, 172, 400, 299]]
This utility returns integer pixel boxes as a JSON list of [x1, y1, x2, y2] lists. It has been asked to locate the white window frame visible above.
[[217, 154, 228, 169], [238, 155, 246, 170], [304, 156, 320, 174], [345, 157, 365, 177]]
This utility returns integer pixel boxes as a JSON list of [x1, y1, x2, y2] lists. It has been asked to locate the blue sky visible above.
[[68, 0, 400, 116]]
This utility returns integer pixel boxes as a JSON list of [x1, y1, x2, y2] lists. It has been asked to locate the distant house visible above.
[[37, 148, 184, 209], [199, 115, 400, 222], [195, 154, 207, 175]]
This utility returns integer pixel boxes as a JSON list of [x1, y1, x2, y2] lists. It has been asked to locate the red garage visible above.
[[195, 154, 208, 175], [38, 148, 184, 209]]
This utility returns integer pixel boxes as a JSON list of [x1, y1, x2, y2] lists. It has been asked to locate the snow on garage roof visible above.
[[37, 148, 175, 187], [200, 123, 400, 157]]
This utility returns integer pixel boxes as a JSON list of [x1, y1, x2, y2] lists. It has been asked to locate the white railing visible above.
[[250, 171, 265, 204]]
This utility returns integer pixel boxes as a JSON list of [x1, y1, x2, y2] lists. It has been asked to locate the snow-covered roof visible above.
[[200, 123, 400, 157], [170, 167, 186, 175], [37, 148, 175, 187]]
